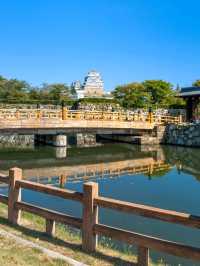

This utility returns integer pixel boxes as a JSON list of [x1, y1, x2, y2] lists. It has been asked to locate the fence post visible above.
[[82, 182, 98, 252], [8, 167, 22, 225], [138, 246, 149, 266], [46, 219, 55, 237]]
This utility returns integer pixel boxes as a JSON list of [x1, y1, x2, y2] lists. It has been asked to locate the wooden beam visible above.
[[0, 174, 9, 184], [15, 201, 82, 229], [0, 194, 8, 204], [16, 180, 83, 202], [95, 196, 200, 229], [94, 224, 200, 261]]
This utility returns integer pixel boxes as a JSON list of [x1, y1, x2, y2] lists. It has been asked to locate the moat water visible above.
[[0, 143, 200, 265]]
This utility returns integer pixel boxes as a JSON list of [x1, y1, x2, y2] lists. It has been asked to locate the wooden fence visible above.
[[0, 167, 200, 265]]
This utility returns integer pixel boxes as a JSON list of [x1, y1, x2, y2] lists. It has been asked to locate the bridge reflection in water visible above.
[[0, 143, 171, 188], [24, 158, 171, 188]]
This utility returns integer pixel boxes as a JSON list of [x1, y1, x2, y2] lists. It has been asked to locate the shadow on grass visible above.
[[0, 216, 137, 266]]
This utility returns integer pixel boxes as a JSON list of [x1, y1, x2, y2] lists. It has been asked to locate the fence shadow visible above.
[[0, 216, 136, 266]]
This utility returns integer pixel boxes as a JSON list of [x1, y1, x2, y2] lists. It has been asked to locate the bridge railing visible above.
[[0, 108, 183, 124], [153, 114, 182, 124], [0, 167, 200, 265]]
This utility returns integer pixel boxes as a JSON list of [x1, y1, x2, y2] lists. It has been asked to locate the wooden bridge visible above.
[[0, 167, 200, 265], [0, 108, 182, 133]]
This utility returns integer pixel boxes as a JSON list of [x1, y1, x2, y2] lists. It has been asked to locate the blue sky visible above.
[[0, 0, 200, 91]]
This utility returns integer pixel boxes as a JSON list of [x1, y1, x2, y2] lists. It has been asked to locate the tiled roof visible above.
[[179, 87, 200, 97]]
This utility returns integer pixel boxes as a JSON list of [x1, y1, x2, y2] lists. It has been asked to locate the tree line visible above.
[[1, 74, 200, 108], [0, 75, 75, 104], [113, 79, 200, 109], [112, 80, 186, 109]]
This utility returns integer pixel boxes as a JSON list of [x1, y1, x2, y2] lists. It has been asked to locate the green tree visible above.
[[48, 83, 71, 101], [192, 80, 200, 87], [0, 77, 29, 102], [142, 80, 175, 107], [0, 75, 77, 104], [28, 89, 41, 101], [113, 82, 151, 108]]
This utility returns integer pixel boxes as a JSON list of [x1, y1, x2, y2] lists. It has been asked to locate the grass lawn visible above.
[[0, 202, 165, 266], [0, 235, 70, 266]]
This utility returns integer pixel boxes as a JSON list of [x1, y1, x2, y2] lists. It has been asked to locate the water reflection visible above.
[[55, 147, 67, 159], [0, 144, 171, 181], [162, 145, 200, 183], [1, 143, 200, 188]]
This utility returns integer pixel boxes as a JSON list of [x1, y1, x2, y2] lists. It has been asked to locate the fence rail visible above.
[[0, 167, 199, 265], [94, 196, 200, 229], [0, 108, 183, 125], [15, 180, 83, 202]]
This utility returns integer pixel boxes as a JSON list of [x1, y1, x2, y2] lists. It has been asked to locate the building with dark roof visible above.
[[179, 87, 200, 121]]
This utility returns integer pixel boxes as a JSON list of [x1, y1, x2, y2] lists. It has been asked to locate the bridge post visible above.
[[62, 106, 67, 120], [53, 134, 67, 147], [36, 104, 41, 119], [15, 109, 20, 119], [148, 107, 153, 124]]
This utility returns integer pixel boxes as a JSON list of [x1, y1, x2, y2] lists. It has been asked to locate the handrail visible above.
[[16, 180, 83, 202], [95, 196, 200, 229], [15, 201, 82, 229], [0, 174, 9, 184], [0, 108, 182, 125], [94, 224, 200, 261], [0, 194, 8, 204]]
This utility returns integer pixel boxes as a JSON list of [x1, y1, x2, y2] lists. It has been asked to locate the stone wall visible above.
[[0, 134, 34, 147], [73, 102, 122, 112], [163, 124, 200, 147], [76, 133, 98, 147]]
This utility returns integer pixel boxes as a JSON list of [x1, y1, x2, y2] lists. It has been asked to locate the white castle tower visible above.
[[82, 70, 104, 97], [71, 70, 104, 99]]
